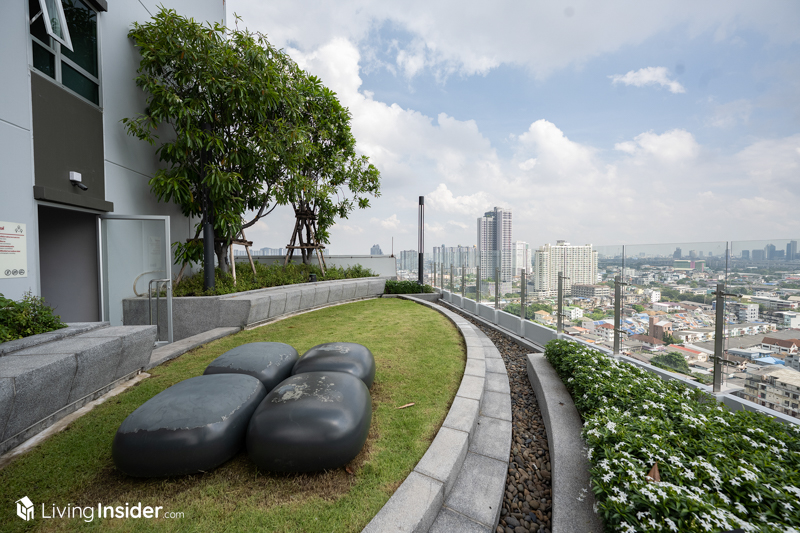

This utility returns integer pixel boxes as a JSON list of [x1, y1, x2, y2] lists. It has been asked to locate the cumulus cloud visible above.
[[518, 158, 538, 171], [370, 213, 404, 231], [232, 1, 800, 80], [609, 67, 686, 93], [427, 184, 495, 215], [615, 129, 699, 162]]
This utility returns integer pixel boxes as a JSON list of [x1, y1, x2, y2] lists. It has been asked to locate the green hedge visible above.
[[0, 291, 67, 343], [383, 280, 434, 294], [174, 262, 376, 296], [545, 340, 800, 533]]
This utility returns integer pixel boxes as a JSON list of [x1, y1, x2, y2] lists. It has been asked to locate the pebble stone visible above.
[[440, 303, 553, 533]]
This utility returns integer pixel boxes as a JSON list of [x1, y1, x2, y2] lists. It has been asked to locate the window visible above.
[[29, 0, 99, 105]]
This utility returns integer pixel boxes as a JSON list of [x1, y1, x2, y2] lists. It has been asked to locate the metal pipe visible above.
[[495, 267, 500, 309], [614, 275, 621, 355], [477, 266, 481, 303], [557, 272, 563, 334], [418, 196, 424, 285], [713, 283, 726, 393]]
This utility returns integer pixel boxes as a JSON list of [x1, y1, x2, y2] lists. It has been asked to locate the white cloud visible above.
[[614, 129, 699, 162], [427, 183, 495, 215], [232, 1, 800, 80], [370, 213, 404, 231], [609, 67, 686, 93], [518, 158, 538, 171]]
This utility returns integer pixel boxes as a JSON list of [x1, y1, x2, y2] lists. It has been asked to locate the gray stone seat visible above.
[[112, 374, 266, 477], [203, 342, 298, 392], [246, 371, 371, 472], [292, 342, 376, 388]]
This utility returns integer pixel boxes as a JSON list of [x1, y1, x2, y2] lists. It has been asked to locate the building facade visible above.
[[571, 284, 611, 298], [477, 207, 512, 294], [532, 241, 597, 297], [512, 241, 530, 276], [0, 0, 225, 323]]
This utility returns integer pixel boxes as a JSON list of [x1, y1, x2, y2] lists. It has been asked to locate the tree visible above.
[[632, 304, 645, 313], [662, 332, 681, 345], [651, 352, 690, 374], [278, 72, 380, 265], [124, 10, 302, 285]]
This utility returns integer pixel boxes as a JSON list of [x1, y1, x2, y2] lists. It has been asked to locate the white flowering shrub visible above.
[[545, 340, 800, 533]]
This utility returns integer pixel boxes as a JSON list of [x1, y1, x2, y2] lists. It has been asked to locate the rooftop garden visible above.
[[0, 299, 465, 532], [545, 340, 800, 533], [172, 262, 376, 297]]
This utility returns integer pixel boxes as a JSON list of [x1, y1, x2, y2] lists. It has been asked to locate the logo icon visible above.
[[12, 270, 18, 276], [19, 269, 25, 275], [15, 225, 23, 234], [16, 496, 34, 521], [4, 270, 9, 276]]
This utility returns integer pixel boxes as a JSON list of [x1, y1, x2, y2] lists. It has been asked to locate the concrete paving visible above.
[[146, 327, 240, 370], [363, 296, 513, 533]]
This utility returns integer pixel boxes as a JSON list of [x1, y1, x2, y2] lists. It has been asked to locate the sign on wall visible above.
[[0, 221, 28, 278]]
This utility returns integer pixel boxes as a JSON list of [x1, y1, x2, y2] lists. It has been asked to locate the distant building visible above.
[[563, 306, 584, 320], [742, 366, 800, 418], [477, 207, 512, 294], [752, 249, 765, 260], [571, 284, 611, 298], [741, 250, 750, 260], [731, 302, 759, 323], [760, 337, 800, 355], [673, 247, 682, 259], [370, 244, 383, 255], [532, 241, 597, 297], [644, 289, 661, 303], [649, 316, 673, 340], [399, 250, 418, 271], [512, 241, 531, 276], [787, 241, 798, 261]]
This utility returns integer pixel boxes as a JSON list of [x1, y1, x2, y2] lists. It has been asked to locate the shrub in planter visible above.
[[384, 280, 434, 294], [0, 291, 67, 342], [545, 340, 800, 533]]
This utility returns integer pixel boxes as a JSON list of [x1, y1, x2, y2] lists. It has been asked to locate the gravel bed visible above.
[[437, 303, 553, 533]]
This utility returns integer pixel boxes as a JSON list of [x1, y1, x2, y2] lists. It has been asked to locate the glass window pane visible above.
[[41, 0, 71, 48], [29, 0, 51, 45], [61, 0, 97, 77], [62, 61, 98, 104], [32, 42, 56, 78]]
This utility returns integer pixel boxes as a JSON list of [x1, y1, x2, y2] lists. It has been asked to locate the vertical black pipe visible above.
[[418, 196, 424, 285], [201, 122, 215, 291]]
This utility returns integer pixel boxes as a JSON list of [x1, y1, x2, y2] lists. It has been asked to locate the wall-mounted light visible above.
[[69, 171, 88, 191]]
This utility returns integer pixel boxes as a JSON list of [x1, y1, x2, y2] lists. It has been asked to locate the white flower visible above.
[[665, 517, 678, 532], [734, 502, 747, 515], [605, 421, 617, 433]]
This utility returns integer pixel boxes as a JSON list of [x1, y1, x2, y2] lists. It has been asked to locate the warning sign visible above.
[[0, 221, 27, 279]]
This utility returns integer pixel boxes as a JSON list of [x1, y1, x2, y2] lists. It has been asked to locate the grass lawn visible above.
[[0, 298, 465, 532]]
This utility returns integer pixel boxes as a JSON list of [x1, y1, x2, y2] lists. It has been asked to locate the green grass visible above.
[[0, 299, 465, 532]]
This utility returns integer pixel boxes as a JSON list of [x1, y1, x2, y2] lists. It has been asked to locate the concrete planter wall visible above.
[[123, 277, 388, 342], [0, 324, 157, 455]]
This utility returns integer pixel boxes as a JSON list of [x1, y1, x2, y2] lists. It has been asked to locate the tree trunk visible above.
[[214, 241, 230, 274]]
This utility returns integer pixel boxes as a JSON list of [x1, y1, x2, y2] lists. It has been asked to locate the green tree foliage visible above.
[[632, 304, 645, 313], [503, 302, 553, 319], [650, 351, 690, 374], [384, 280, 434, 294], [277, 72, 380, 263], [662, 332, 681, 345]]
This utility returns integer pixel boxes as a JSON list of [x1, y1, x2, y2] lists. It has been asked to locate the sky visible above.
[[227, 0, 800, 255]]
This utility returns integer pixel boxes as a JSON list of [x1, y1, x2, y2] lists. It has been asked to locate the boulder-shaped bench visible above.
[[246, 371, 372, 472], [292, 342, 376, 389], [112, 374, 266, 477], [204, 342, 298, 392]]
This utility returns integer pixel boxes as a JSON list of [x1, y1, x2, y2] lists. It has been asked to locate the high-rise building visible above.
[[512, 241, 530, 276], [370, 244, 383, 255], [673, 247, 682, 259], [532, 241, 597, 297], [434, 245, 478, 268], [398, 250, 418, 271], [741, 250, 750, 260], [477, 207, 512, 293], [752, 249, 765, 261], [787, 241, 797, 261], [765, 244, 777, 260]]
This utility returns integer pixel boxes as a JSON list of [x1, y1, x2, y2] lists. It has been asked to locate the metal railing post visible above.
[[477, 266, 481, 303], [495, 268, 500, 309], [557, 272, 563, 333], [520, 271, 526, 320], [450, 264, 454, 292], [713, 283, 736, 393], [614, 275, 623, 356]]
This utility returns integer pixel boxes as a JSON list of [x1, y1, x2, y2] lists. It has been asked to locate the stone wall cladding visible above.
[[123, 278, 387, 341]]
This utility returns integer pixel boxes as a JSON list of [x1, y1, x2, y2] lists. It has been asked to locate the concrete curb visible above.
[[146, 327, 241, 370], [526, 354, 602, 533], [363, 296, 512, 532]]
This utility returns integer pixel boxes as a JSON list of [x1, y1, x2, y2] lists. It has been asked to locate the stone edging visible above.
[[436, 294, 602, 533], [363, 295, 512, 532], [526, 354, 603, 533], [0, 322, 110, 357]]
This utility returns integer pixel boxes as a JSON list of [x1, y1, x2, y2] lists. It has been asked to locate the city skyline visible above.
[[229, 1, 800, 255]]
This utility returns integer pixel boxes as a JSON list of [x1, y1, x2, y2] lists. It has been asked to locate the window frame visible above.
[[28, 0, 102, 108], [33, 0, 74, 51]]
